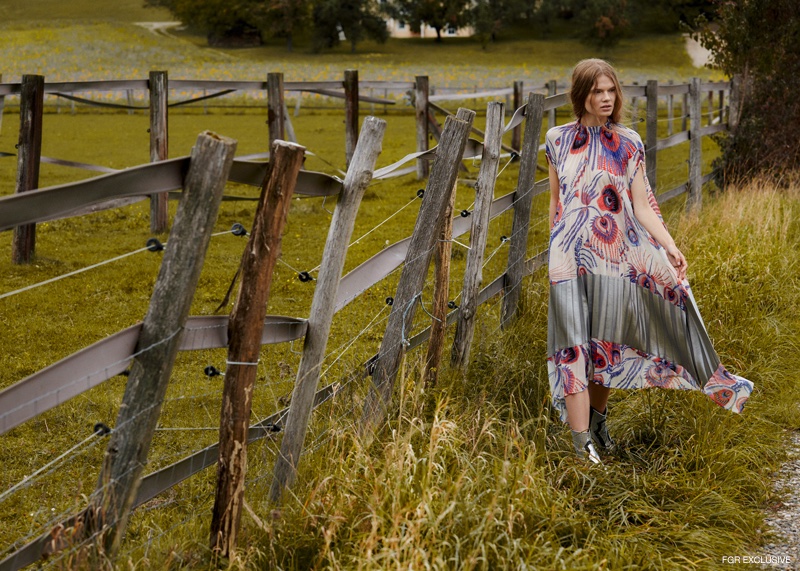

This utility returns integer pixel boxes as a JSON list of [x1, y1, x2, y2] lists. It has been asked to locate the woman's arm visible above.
[[549, 163, 559, 228], [630, 166, 688, 281]]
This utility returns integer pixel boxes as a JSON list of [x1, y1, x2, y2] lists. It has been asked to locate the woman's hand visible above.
[[666, 244, 688, 281]]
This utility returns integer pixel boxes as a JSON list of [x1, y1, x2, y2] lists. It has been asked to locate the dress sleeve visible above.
[[626, 130, 665, 220], [545, 128, 557, 167]]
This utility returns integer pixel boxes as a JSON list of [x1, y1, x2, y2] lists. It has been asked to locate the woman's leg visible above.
[[564, 389, 591, 432], [588, 382, 610, 411]]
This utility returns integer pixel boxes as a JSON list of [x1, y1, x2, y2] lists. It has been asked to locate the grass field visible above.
[[2, 6, 796, 571]]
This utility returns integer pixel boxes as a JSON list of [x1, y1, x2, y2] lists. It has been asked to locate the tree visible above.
[[311, 0, 388, 52], [693, 0, 800, 181], [470, 0, 525, 47], [386, 0, 471, 41], [265, 0, 311, 51]]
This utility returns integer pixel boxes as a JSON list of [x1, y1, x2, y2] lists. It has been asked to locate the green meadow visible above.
[[1, 3, 797, 570]]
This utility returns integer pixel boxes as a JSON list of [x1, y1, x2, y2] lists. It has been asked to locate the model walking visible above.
[[545, 59, 753, 463]]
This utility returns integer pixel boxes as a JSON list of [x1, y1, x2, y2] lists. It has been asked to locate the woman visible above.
[[545, 59, 753, 463]]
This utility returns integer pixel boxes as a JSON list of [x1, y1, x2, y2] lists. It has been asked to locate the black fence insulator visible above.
[[500, 235, 508, 243], [298, 271, 313, 282], [231, 223, 247, 236], [93, 422, 112, 435], [460, 210, 471, 217], [385, 296, 394, 306], [204, 365, 222, 377], [366, 355, 379, 375], [447, 300, 458, 309], [416, 189, 425, 198], [510, 151, 520, 161], [265, 423, 282, 433], [146, 238, 164, 252]]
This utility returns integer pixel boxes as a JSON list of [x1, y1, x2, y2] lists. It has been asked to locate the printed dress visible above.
[[544, 121, 753, 422]]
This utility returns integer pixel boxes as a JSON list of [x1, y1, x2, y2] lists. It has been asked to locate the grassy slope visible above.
[[1, 8, 793, 571]]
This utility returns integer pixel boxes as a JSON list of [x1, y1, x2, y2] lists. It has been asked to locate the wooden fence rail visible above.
[[0, 73, 735, 569]]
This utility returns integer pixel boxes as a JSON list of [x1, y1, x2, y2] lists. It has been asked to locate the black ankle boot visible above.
[[589, 406, 615, 452]]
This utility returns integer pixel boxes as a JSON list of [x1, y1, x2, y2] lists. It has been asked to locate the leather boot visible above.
[[571, 429, 602, 464], [589, 406, 616, 452]]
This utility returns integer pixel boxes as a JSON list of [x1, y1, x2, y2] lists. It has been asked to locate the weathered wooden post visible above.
[[667, 80, 674, 136], [267, 72, 285, 148], [687, 77, 702, 211], [149, 70, 169, 234], [707, 89, 714, 126], [422, 178, 456, 389], [270, 117, 387, 503], [415, 75, 430, 179], [718, 89, 725, 124], [630, 81, 639, 125], [344, 69, 359, 167], [729, 74, 743, 130], [511, 81, 523, 152], [682, 91, 689, 132], [500, 93, 545, 328], [547, 80, 557, 130], [0, 73, 5, 135], [645, 80, 658, 190], [451, 101, 504, 370], [211, 140, 305, 555], [85, 131, 237, 558], [360, 109, 475, 433], [12, 74, 44, 265]]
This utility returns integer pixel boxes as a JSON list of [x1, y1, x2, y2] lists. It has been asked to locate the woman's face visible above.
[[583, 74, 616, 125]]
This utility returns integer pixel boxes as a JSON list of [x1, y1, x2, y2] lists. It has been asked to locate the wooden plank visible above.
[[12, 74, 44, 264], [360, 109, 475, 433], [623, 84, 647, 97], [344, 69, 359, 167], [701, 81, 730, 91], [687, 77, 702, 211], [423, 177, 456, 388], [659, 83, 690, 96], [451, 101, 504, 370], [698, 123, 726, 137], [210, 140, 305, 555], [267, 73, 285, 148], [149, 71, 169, 234], [655, 130, 690, 151], [501, 93, 544, 327], [271, 117, 386, 502], [657, 182, 688, 203], [546, 80, 557, 128], [511, 81, 523, 152], [666, 80, 674, 136], [80, 131, 237, 558], [645, 80, 658, 189], [415, 76, 429, 179]]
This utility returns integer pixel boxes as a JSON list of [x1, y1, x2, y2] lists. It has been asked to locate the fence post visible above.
[[687, 77, 702, 211], [360, 109, 476, 433], [270, 117, 387, 503], [451, 101, 505, 370], [415, 75, 430, 179], [729, 74, 742, 130], [682, 91, 688, 132], [422, 178, 456, 388], [149, 70, 169, 234], [667, 80, 674, 136], [12, 74, 44, 265], [268, 72, 285, 148], [344, 69, 359, 167], [631, 81, 639, 125], [511, 81, 523, 152], [85, 131, 237, 558], [501, 93, 545, 328], [645, 80, 658, 190], [547, 80, 557, 130], [707, 89, 714, 126], [0, 73, 5, 135], [210, 140, 305, 555]]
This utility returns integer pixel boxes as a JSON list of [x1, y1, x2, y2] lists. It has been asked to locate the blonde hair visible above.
[[569, 59, 624, 124]]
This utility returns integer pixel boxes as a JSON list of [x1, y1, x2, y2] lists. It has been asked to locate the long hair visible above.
[[569, 59, 625, 124]]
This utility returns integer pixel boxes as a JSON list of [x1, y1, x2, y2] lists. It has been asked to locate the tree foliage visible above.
[[470, 0, 526, 47], [694, 0, 800, 181], [386, 0, 470, 41], [311, 0, 388, 52]]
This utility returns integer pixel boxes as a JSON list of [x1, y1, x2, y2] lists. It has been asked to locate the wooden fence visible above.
[[0, 72, 737, 569]]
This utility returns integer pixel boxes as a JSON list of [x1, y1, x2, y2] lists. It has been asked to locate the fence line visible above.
[[0, 72, 735, 570]]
